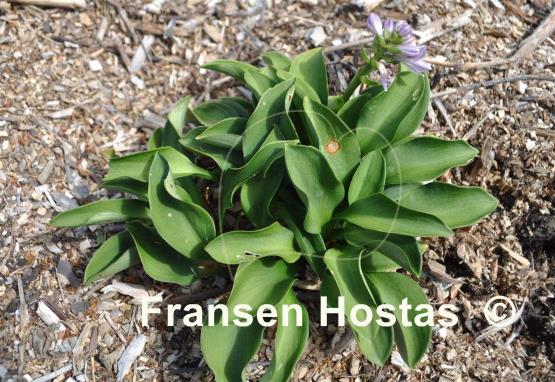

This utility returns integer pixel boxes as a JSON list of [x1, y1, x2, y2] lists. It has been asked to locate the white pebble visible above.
[[88, 60, 103, 72]]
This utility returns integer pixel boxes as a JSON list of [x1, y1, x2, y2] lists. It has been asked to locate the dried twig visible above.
[[432, 98, 455, 135], [512, 7, 555, 62], [432, 74, 555, 98], [32, 364, 73, 382]]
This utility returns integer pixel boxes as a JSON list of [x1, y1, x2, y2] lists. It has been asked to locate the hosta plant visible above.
[[52, 14, 498, 382]]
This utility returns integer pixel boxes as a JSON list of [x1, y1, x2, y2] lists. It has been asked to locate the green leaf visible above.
[[148, 127, 163, 150], [397, 182, 498, 228], [343, 225, 422, 275], [242, 79, 295, 160], [50, 199, 150, 227], [240, 160, 284, 228], [276, 70, 320, 103], [274, 200, 326, 277], [303, 97, 361, 183], [226, 258, 297, 311], [202, 59, 258, 81], [327, 95, 344, 112], [192, 97, 250, 126], [148, 154, 215, 259], [165, 176, 204, 206], [285, 145, 344, 234], [84, 231, 139, 284], [337, 86, 382, 129], [220, 140, 293, 216], [101, 178, 148, 201], [104, 147, 214, 182], [356, 72, 429, 154], [262, 51, 291, 71], [201, 258, 295, 382], [324, 247, 393, 365], [180, 127, 243, 171], [365, 272, 432, 367], [201, 315, 264, 382], [384, 136, 478, 184], [127, 222, 198, 285], [392, 69, 430, 142], [195, 117, 246, 149], [364, 241, 420, 276], [290, 48, 328, 105], [244, 70, 277, 100], [161, 96, 190, 148], [204, 222, 301, 264], [360, 251, 401, 272], [336, 193, 453, 237], [261, 290, 309, 382], [348, 151, 386, 204], [382, 183, 422, 201]]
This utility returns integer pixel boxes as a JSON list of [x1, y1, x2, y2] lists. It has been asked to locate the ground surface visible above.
[[0, 0, 554, 381]]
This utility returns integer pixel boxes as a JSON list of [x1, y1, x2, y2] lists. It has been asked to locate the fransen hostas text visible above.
[[141, 296, 459, 328]]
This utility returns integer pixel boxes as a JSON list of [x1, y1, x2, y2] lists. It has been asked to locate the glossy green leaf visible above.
[[84, 231, 139, 284], [195, 117, 246, 149], [285, 145, 344, 234], [274, 200, 326, 277], [240, 160, 284, 228], [244, 70, 277, 100], [276, 70, 320, 103], [361, 251, 401, 272], [127, 222, 198, 285], [385, 136, 478, 184], [382, 183, 422, 201], [201, 258, 295, 382], [364, 240, 420, 276], [192, 97, 250, 126], [202, 59, 258, 81], [201, 316, 263, 382], [324, 247, 393, 365], [336, 193, 453, 237], [101, 178, 148, 201], [303, 97, 361, 183], [397, 182, 499, 228], [50, 199, 150, 227], [148, 127, 162, 150], [262, 51, 291, 71], [204, 222, 301, 264], [164, 176, 204, 206], [356, 71, 429, 154], [161, 96, 190, 148], [337, 86, 382, 129], [348, 151, 385, 204], [104, 147, 214, 182], [365, 272, 432, 367], [148, 154, 215, 259], [220, 140, 292, 215], [261, 290, 309, 382], [226, 258, 297, 311], [181, 127, 243, 170], [260, 66, 279, 82], [392, 69, 430, 142], [343, 225, 422, 275], [242, 79, 295, 159], [290, 48, 328, 104]]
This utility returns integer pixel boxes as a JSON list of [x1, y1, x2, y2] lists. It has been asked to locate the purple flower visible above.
[[366, 13, 431, 74], [377, 62, 393, 90], [367, 13, 383, 35]]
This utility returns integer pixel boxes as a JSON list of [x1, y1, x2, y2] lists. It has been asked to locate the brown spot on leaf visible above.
[[325, 140, 340, 154]]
